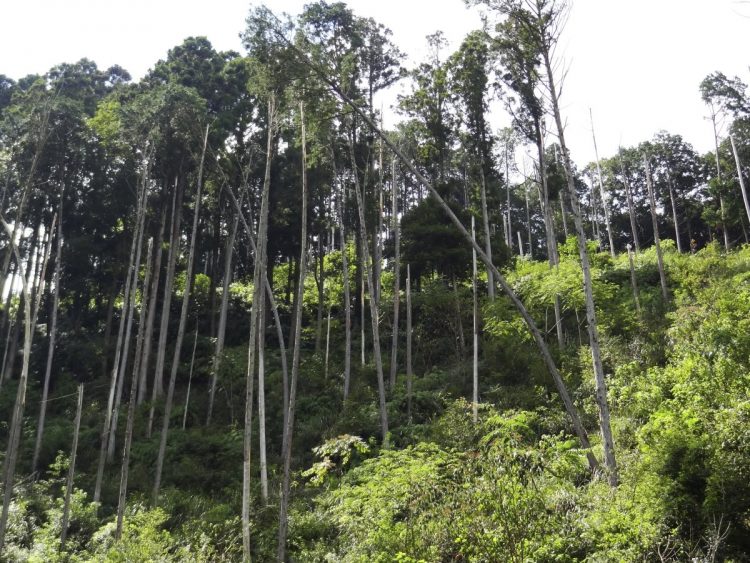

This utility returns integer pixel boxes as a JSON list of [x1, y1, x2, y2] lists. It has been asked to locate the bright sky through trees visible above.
[[2, 0, 748, 166]]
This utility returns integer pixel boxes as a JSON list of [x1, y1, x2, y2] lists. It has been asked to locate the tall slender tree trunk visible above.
[[341, 218, 352, 402], [730, 134, 750, 226], [471, 217, 479, 423], [406, 264, 413, 424], [388, 160, 401, 389], [479, 166, 495, 300], [590, 109, 616, 256], [32, 192, 64, 473], [619, 150, 641, 252], [115, 238, 153, 540], [348, 134, 389, 447], [182, 328, 199, 430], [540, 39, 617, 484], [153, 125, 209, 504], [644, 157, 669, 301], [360, 254, 366, 366], [710, 113, 731, 251], [257, 291, 268, 504], [244, 96, 276, 562], [95, 176, 148, 503], [60, 382, 84, 549], [207, 211, 239, 425], [667, 177, 683, 252], [137, 205, 167, 406], [627, 245, 642, 316], [314, 237, 325, 353]]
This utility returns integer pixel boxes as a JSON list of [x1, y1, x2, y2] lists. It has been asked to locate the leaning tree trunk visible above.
[[541, 43, 618, 485], [644, 157, 669, 301], [32, 190, 64, 473], [349, 133, 389, 447], [730, 134, 750, 227], [667, 175, 683, 253], [207, 210, 239, 425], [244, 96, 276, 563], [278, 100, 310, 561], [60, 382, 84, 549], [148, 181, 183, 436], [152, 125, 209, 504]]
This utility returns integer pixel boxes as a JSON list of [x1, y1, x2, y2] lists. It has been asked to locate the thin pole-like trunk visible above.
[[627, 245, 641, 316], [730, 134, 750, 226], [710, 112, 731, 251], [517, 231, 525, 258], [182, 328, 199, 430], [539, 38, 617, 484], [244, 96, 275, 562], [32, 193, 64, 473], [471, 217, 479, 424], [287, 46, 598, 471], [389, 160, 401, 389], [137, 205, 167, 406], [560, 195, 569, 238], [341, 218, 352, 402], [406, 264, 413, 423], [95, 176, 148, 503], [153, 125, 209, 504], [644, 158, 669, 301], [108, 184, 149, 461], [314, 238, 325, 353], [505, 145, 513, 250], [667, 177, 683, 252], [324, 306, 332, 379], [525, 182, 532, 258], [0, 214, 43, 551], [479, 166, 495, 300], [115, 238, 153, 540], [277, 98, 306, 562], [257, 291, 268, 504], [619, 150, 641, 252], [148, 180, 183, 437], [348, 134, 389, 446], [60, 382, 83, 549], [590, 109, 616, 256], [207, 211, 239, 425], [360, 257, 366, 366]]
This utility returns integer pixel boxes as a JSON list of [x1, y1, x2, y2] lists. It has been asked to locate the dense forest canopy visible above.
[[1, 1, 750, 560]]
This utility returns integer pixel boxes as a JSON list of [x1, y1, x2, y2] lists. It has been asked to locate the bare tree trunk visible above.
[[60, 382, 83, 549], [115, 237, 153, 540], [95, 176, 148, 503], [730, 134, 750, 226], [560, 195, 569, 238], [32, 193, 63, 473], [182, 328, 199, 430], [348, 134, 389, 447], [244, 96, 276, 562], [627, 245, 642, 316], [148, 180, 183, 438], [590, 109, 616, 256], [257, 291, 268, 504], [479, 166, 495, 300], [207, 211, 239, 425], [324, 305, 331, 379], [667, 176, 683, 252], [388, 160, 401, 390], [341, 218, 352, 402], [525, 182, 532, 258], [710, 113, 731, 251], [278, 98, 307, 562], [471, 218, 479, 424], [314, 237, 325, 353], [406, 264, 413, 424], [137, 205, 167, 406], [153, 125, 209, 504], [618, 150, 641, 252], [360, 255, 366, 366], [108, 184, 149, 461], [644, 157, 669, 301], [540, 40, 617, 485]]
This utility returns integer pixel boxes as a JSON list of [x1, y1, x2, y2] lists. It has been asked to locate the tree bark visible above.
[[710, 113, 731, 251], [730, 134, 750, 227], [667, 176, 683, 252], [388, 159, 401, 389], [644, 157, 669, 301], [182, 328, 199, 430], [341, 217, 352, 402], [153, 125, 209, 504], [590, 109, 616, 256], [207, 210, 239, 425], [479, 166, 495, 300], [406, 264, 413, 424], [618, 150, 641, 252], [60, 383, 84, 549], [471, 217, 479, 423]]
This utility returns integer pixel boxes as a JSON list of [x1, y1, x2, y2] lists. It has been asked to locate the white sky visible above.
[[2, 0, 749, 168]]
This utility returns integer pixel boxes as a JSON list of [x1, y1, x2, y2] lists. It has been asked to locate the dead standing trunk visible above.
[[730, 134, 750, 227], [590, 109, 616, 256], [388, 159, 401, 389], [644, 157, 669, 301], [60, 382, 84, 549]]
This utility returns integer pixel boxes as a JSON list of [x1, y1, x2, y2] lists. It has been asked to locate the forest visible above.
[[1, 0, 750, 560]]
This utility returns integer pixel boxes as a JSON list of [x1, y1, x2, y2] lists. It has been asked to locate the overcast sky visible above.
[[2, 0, 749, 168]]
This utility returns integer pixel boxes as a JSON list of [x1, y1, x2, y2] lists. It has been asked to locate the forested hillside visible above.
[[1, 1, 750, 561]]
